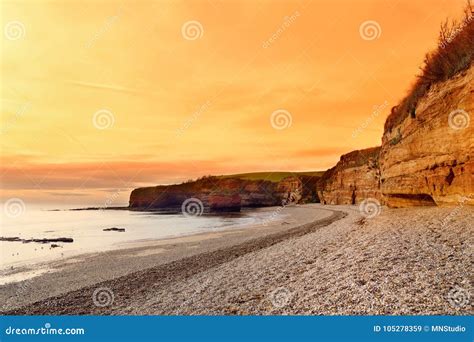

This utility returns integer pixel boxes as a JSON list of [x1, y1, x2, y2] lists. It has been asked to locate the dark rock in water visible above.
[[50, 244, 62, 248], [26, 238, 74, 244], [1, 236, 74, 244], [0, 237, 22, 242], [103, 227, 126, 232]]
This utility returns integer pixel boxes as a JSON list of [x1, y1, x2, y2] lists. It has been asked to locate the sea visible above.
[[0, 204, 285, 273]]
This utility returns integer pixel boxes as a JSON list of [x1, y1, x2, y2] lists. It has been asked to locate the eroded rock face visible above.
[[299, 175, 321, 203], [129, 176, 303, 212], [380, 64, 474, 207], [317, 147, 382, 205]]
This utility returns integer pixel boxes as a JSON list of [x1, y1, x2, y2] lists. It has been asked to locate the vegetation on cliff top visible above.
[[385, 1, 474, 132], [131, 171, 324, 194], [219, 171, 324, 182]]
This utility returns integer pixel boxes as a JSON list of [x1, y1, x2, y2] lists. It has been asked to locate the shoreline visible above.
[[1, 204, 472, 315], [1, 205, 340, 313], [1, 206, 300, 273]]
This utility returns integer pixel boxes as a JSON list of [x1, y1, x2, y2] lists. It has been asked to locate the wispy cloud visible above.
[[65, 80, 140, 94]]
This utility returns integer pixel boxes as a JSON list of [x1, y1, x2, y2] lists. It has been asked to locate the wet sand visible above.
[[1, 205, 338, 313], [1, 204, 472, 315]]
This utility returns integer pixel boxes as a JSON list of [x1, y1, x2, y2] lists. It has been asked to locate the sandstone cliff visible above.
[[317, 8, 474, 207], [380, 64, 474, 207], [317, 65, 473, 207], [130, 13, 472, 210], [317, 147, 381, 205], [129, 176, 304, 212]]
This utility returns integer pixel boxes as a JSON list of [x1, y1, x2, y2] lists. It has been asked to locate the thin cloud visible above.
[[65, 80, 140, 94], [45, 192, 90, 197]]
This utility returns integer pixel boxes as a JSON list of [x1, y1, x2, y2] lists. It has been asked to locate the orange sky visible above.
[[0, 0, 467, 205]]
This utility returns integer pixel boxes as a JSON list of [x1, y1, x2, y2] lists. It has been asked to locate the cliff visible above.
[[317, 147, 381, 205], [299, 175, 321, 203], [318, 10, 473, 208], [130, 10, 473, 210], [318, 64, 473, 207], [129, 176, 305, 212], [380, 64, 474, 207]]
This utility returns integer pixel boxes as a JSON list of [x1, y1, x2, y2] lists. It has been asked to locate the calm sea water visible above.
[[0, 206, 284, 271]]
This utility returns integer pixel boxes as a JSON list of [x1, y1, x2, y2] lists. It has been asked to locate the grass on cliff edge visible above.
[[218, 171, 324, 182], [385, 1, 474, 132]]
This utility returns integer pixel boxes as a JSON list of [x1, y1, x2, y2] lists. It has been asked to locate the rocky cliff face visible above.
[[380, 64, 474, 207], [299, 175, 321, 203], [317, 147, 381, 205], [317, 65, 473, 208], [129, 66, 472, 211], [129, 176, 303, 212]]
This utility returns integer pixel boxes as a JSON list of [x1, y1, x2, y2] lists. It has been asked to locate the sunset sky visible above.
[[0, 0, 467, 206]]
